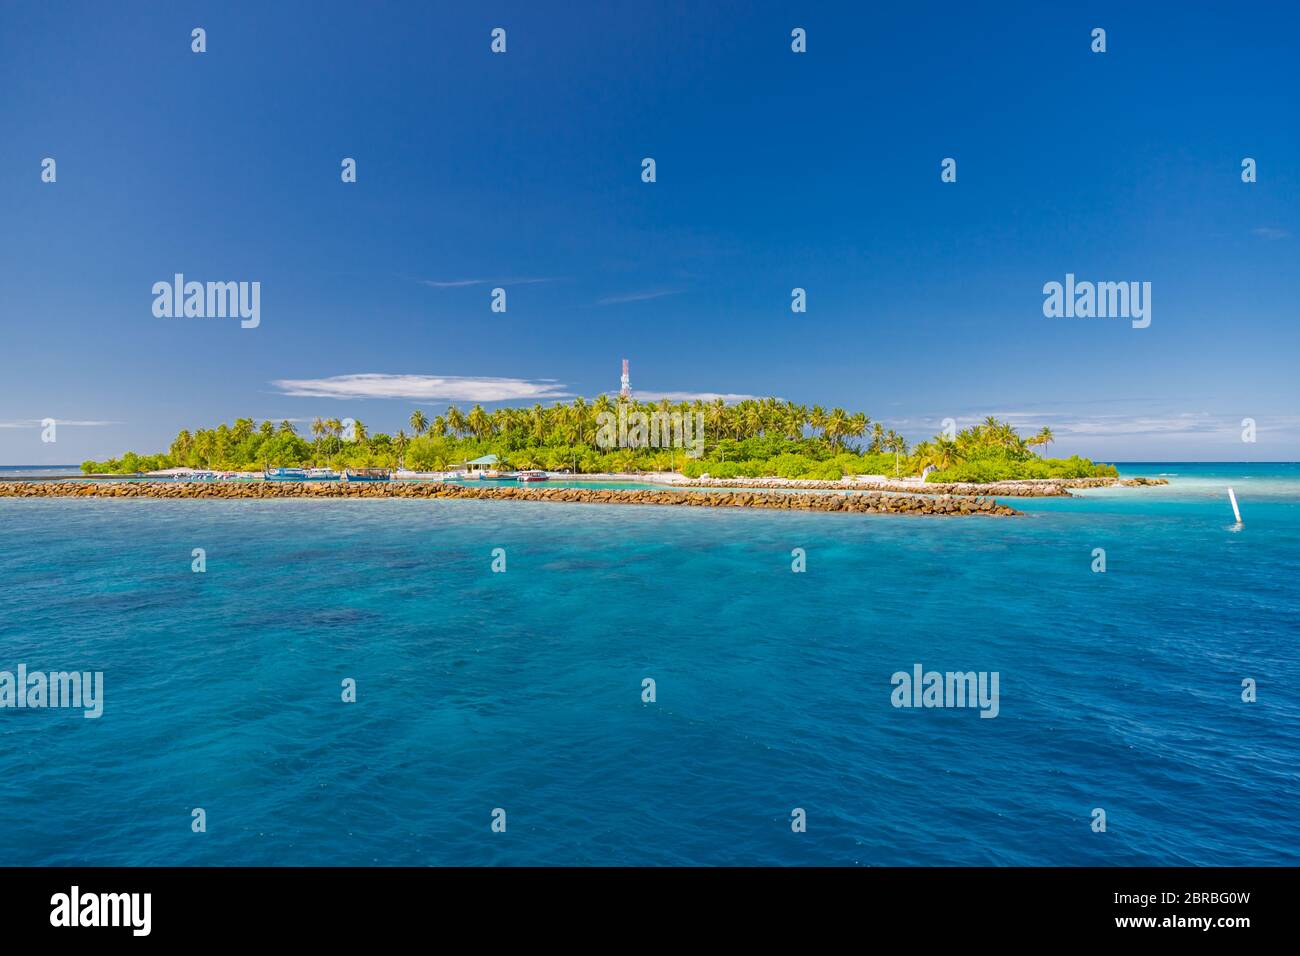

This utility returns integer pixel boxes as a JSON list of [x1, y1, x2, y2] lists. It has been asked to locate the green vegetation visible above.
[[914, 418, 1114, 482], [81, 402, 1116, 483]]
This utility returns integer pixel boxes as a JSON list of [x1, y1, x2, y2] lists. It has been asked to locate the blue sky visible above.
[[2, 0, 1297, 463]]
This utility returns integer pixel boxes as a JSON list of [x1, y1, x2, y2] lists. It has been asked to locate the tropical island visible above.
[[80, 398, 1117, 484]]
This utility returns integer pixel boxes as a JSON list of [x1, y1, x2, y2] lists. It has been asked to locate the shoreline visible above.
[[0, 480, 1020, 516], [0, 471, 1168, 498], [666, 475, 1169, 497]]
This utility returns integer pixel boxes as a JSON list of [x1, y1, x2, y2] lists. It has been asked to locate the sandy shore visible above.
[[0, 480, 1020, 516]]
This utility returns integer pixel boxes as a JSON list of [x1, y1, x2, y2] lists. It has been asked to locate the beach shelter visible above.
[[463, 454, 500, 475]]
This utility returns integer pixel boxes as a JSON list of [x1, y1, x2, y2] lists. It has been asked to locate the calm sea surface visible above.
[[1, 462, 1296, 865]]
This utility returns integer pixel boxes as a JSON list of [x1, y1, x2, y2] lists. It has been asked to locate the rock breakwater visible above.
[[0, 481, 1020, 516], [674, 476, 1167, 497]]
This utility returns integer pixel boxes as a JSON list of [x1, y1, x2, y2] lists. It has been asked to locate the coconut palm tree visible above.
[[526, 403, 546, 444], [309, 417, 326, 464], [445, 405, 467, 440], [409, 410, 428, 437], [467, 405, 491, 441], [823, 408, 851, 450], [324, 419, 343, 461], [706, 398, 726, 442], [847, 412, 869, 448], [809, 405, 827, 441], [169, 430, 193, 464], [278, 420, 296, 435], [869, 422, 886, 453], [571, 397, 589, 444], [1034, 426, 1055, 458]]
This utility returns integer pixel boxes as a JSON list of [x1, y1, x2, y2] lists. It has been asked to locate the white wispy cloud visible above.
[[595, 289, 683, 306], [615, 391, 763, 403], [1252, 227, 1290, 240], [270, 373, 571, 403], [1050, 414, 1300, 438], [893, 410, 1300, 440], [0, 419, 120, 428], [419, 277, 558, 288]]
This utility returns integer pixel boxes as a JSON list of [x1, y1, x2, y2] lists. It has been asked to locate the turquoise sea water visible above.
[[1, 463, 1297, 865]]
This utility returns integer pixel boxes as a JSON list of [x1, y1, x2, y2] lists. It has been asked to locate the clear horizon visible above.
[[3, 2, 1297, 464]]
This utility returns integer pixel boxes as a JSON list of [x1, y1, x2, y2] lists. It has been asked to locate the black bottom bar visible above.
[[0, 866, 1288, 941]]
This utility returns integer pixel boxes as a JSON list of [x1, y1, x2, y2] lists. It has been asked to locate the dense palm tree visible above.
[[445, 405, 466, 439], [847, 411, 869, 447], [91, 394, 1114, 482], [169, 430, 193, 462], [809, 405, 827, 441], [467, 405, 491, 441], [822, 408, 850, 450]]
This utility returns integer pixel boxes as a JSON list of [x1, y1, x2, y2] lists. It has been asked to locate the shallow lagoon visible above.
[[0, 463, 1296, 865]]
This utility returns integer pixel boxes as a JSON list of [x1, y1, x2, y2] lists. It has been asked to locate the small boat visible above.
[[517, 470, 549, 483], [342, 468, 392, 483], [264, 467, 308, 481], [306, 468, 341, 481], [482, 470, 502, 479]]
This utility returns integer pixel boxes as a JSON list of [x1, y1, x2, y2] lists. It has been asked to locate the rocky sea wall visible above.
[[0, 481, 1021, 516]]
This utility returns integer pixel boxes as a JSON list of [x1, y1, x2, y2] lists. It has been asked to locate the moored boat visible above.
[[342, 468, 392, 483], [306, 468, 341, 481], [517, 470, 549, 483], [264, 467, 308, 481]]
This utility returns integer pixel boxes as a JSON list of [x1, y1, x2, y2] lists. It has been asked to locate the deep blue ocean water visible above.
[[1, 463, 1297, 866]]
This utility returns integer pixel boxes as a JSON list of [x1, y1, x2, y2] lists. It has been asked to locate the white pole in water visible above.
[[1228, 487, 1242, 523]]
